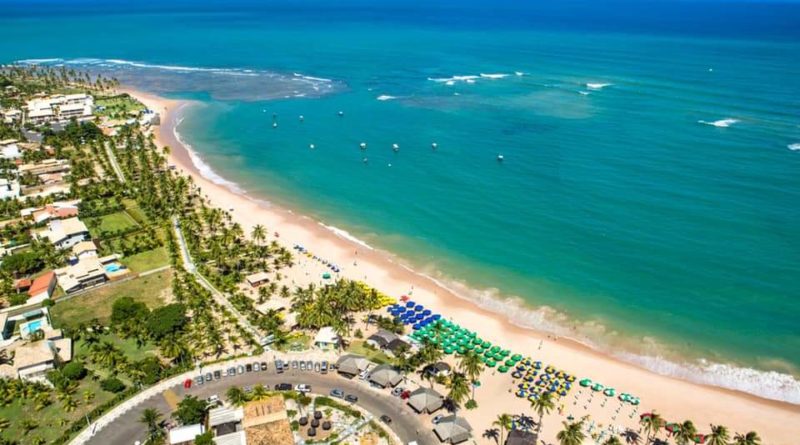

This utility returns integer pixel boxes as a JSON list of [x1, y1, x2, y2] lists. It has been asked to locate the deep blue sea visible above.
[[2, 0, 799, 402]]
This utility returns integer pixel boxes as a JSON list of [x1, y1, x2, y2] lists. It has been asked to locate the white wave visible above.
[[292, 73, 333, 83], [318, 223, 373, 250], [515, 71, 525, 76], [618, 352, 800, 404], [428, 75, 480, 84], [15, 58, 63, 64], [479, 73, 509, 79], [787, 143, 800, 151], [173, 114, 244, 194], [376, 95, 397, 101], [586, 82, 612, 90], [698, 118, 739, 128], [578, 91, 590, 96]]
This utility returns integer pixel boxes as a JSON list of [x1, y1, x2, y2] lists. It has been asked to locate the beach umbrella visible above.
[[406, 301, 415, 308], [482, 340, 491, 348], [412, 324, 421, 330], [516, 390, 527, 398], [432, 314, 442, 321], [604, 388, 616, 397], [465, 343, 475, 350], [486, 360, 497, 368], [511, 353, 523, 361], [500, 349, 510, 357], [498, 366, 509, 373], [322, 272, 331, 279], [591, 383, 604, 392], [665, 423, 680, 434], [474, 347, 484, 354], [414, 304, 424, 311], [422, 309, 431, 316], [579, 378, 592, 387], [490, 346, 501, 353], [534, 361, 543, 369], [505, 359, 516, 367], [512, 371, 522, 379]]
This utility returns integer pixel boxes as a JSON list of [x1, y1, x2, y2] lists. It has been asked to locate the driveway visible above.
[[86, 358, 440, 445]]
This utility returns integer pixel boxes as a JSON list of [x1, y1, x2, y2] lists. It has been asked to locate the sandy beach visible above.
[[125, 88, 800, 444]]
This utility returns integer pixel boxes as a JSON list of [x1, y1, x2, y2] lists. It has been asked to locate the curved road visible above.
[[86, 361, 440, 445]]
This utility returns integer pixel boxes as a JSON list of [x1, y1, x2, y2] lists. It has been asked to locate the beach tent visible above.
[[407, 387, 444, 413], [335, 354, 371, 377], [367, 364, 403, 388], [433, 416, 473, 444]]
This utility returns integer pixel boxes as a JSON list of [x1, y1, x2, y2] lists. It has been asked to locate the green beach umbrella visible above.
[[511, 353, 523, 361], [500, 349, 510, 357], [579, 379, 592, 387], [482, 341, 491, 348], [322, 272, 331, 279], [486, 360, 497, 368], [505, 359, 516, 367], [498, 366, 509, 373], [490, 346, 500, 353]]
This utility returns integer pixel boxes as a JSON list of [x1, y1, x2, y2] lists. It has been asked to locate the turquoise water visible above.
[[2, 1, 799, 402]]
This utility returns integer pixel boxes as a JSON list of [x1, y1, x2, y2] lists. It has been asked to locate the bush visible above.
[[194, 432, 214, 445], [174, 395, 207, 425], [100, 377, 126, 393], [8, 293, 28, 306], [465, 399, 478, 410], [146, 303, 187, 340], [134, 357, 163, 385], [41, 298, 54, 307], [61, 361, 87, 381], [110, 296, 149, 328]]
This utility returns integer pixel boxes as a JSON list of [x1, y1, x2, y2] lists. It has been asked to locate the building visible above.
[[167, 424, 205, 445], [433, 416, 472, 444], [25, 94, 94, 124], [0, 139, 20, 160], [313, 326, 340, 350], [0, 309, 71, 383], [505, 429, 537, 445], [208, 396, 293, 445], [0, 178, 20, 200], [27, 271, 56, 303], [36, 217, 89, 249], [17, 159, 70, 176], [426, 361, 452, 378], [1, 108, 22, 124], [385, 338, 411, 357], [335, 354, 371, 377], [365, 330, 398, 349], [55, 254, 128, 294], [407, 387, 444, 414], [23, 200, 80, 224], [245, 271, 270, 288], [367, 364, 402, 388], [71, 240, 98, 259]]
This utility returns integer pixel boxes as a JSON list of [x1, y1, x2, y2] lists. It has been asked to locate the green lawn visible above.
[[121, 246, 170, 273], [51, 269, 172, 328], [87, 210, 139, 236], [74, 333, 158, 365], [122, 199, 149, 225], [0, 377, 115, 444], [95, 95, 146, 118], [346, 340, 393, 365]]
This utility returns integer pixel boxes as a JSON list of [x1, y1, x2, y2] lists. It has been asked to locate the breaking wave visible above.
[[376, 95, 397, 101], [586, 82, 612, 90], [698, 118, 739, 127], [788, 143, 800, 151], [318, 223, 374, 250], [173, 112, 244, 194]]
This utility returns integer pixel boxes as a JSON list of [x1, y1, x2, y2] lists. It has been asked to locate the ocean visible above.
[[2, 0, 799, 403]]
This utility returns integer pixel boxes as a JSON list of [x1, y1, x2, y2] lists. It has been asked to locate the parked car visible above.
[[345, 394, 359, 403], [253, 362, 261, 372], [295, 384, 312, 393], [275, 360, 284, 373], [207, 395, 220, 407], [358, 370, 369, 380], [227, 367, 236, 376], [306, 360, 313, 370], [380, 415, 392, 424], [320, 361, 328, 373], [432, 414, 445, 424], [300, 361, 306, 371], [330, 389, 345, 399], [391, 387, 405, 397], [274, 383, 292, 391], [204, 372, 212, 382], [213, 370, 221, 380], [237, 365, 245, 374], [314, 362, 321, 372], [260, 361, 268, 371], [245, 364, 252, 372], [291, 360, 299, 370], [194, 375, 204, 385]]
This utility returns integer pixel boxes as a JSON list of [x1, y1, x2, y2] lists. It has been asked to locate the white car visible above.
[[295, 384, 312, 393]]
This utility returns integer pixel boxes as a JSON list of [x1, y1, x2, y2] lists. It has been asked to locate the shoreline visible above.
[[124, 88, 800, 443]]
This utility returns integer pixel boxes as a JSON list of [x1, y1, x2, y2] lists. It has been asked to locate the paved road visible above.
[[86, 359, 439, 445], [171, 216, 262, 340], [105, 141, 126, 183]]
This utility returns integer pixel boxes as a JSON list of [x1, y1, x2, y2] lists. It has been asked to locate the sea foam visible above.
[[376, 95, 397, 101], [698, 118, 739, 128], [788, 143, 800, 151], [174, 113, 244, 194], [319, 223, 374, 250], [586, 82, 612, 90]]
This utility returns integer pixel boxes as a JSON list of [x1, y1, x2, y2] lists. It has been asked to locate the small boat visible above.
[[362, 157, 368, 163], [431, 142, 438, 150], [392, 143, 399, 152], [360, 142, 367, 150], [497, 154, 504, 161], [272, 122, 278, 128], [338, 111, 344, 117], [299, 115, 304, 122], [309, 144, 315, 149]]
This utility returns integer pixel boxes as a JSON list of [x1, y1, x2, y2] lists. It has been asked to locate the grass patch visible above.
[[277, 333, 311, 352], [86, 210, 139, 236], [121, 246, 170, 273], [51, 269, 172, 329], [95, 94, 146, 118], [74, 333, 157, 365], [122, 199, 149, 225], [346, 340, 393, 365]]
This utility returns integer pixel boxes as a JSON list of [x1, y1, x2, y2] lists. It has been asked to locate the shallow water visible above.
[[3, 0, 800, 402]]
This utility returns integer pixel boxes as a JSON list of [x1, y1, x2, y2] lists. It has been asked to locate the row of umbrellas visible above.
[[579, 379, 640, 405], [293, 244, 341, 274]]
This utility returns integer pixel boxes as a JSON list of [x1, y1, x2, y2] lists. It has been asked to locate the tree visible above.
[[146, 303, 187, 340], [174, 395, 207, 425], [674, 420, 697, 445], [194, 432, 214, 445], [0, 251, 44, 276], [732, 431, 761, 445], [603, 436, 623, 445], [251, 224, 266, 245], [640, 412, 663, 443], [100, 377, 126, 393], [458, 350, 484, 400], [61, 361, 87, 380], [707, 425, 730, 445], [446, 372, 471, 411], [493, 413, 513, 444], [110, 297, 149, 335], [140, 408, 164, 442], [557, 419, 586, 445], [531, 391, 555, 433], [226, 386, 249, 406]]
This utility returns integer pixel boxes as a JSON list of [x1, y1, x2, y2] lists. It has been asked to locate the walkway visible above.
[[105, 141, 126, 183]]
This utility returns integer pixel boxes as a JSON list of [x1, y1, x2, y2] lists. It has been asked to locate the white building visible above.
[[0, 178, 21, 200], [36, 217, 89, 249], [25, 94, 94, 124], [0, 108, 22, 124], [0, 139, 21, 160], [313, 326, 341, 350]]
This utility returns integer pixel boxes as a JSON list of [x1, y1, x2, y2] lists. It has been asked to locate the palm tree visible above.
[[732, 431, 761, 445], [139, 408, 163, 442], [557, 419, 586, 445], [446, 372, 471, 411], [604, 436, 623, 445], [226, 386, 249, 406], [707, 425, 729, 445], [493, 413, 513, 444], [251, 224, 266, 245], [674, 420, 697, 445], [458, 350, 484, 400], [531, 391, 555, 433], [640, 412, 664, 443], [251, 384, 269, 400]]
